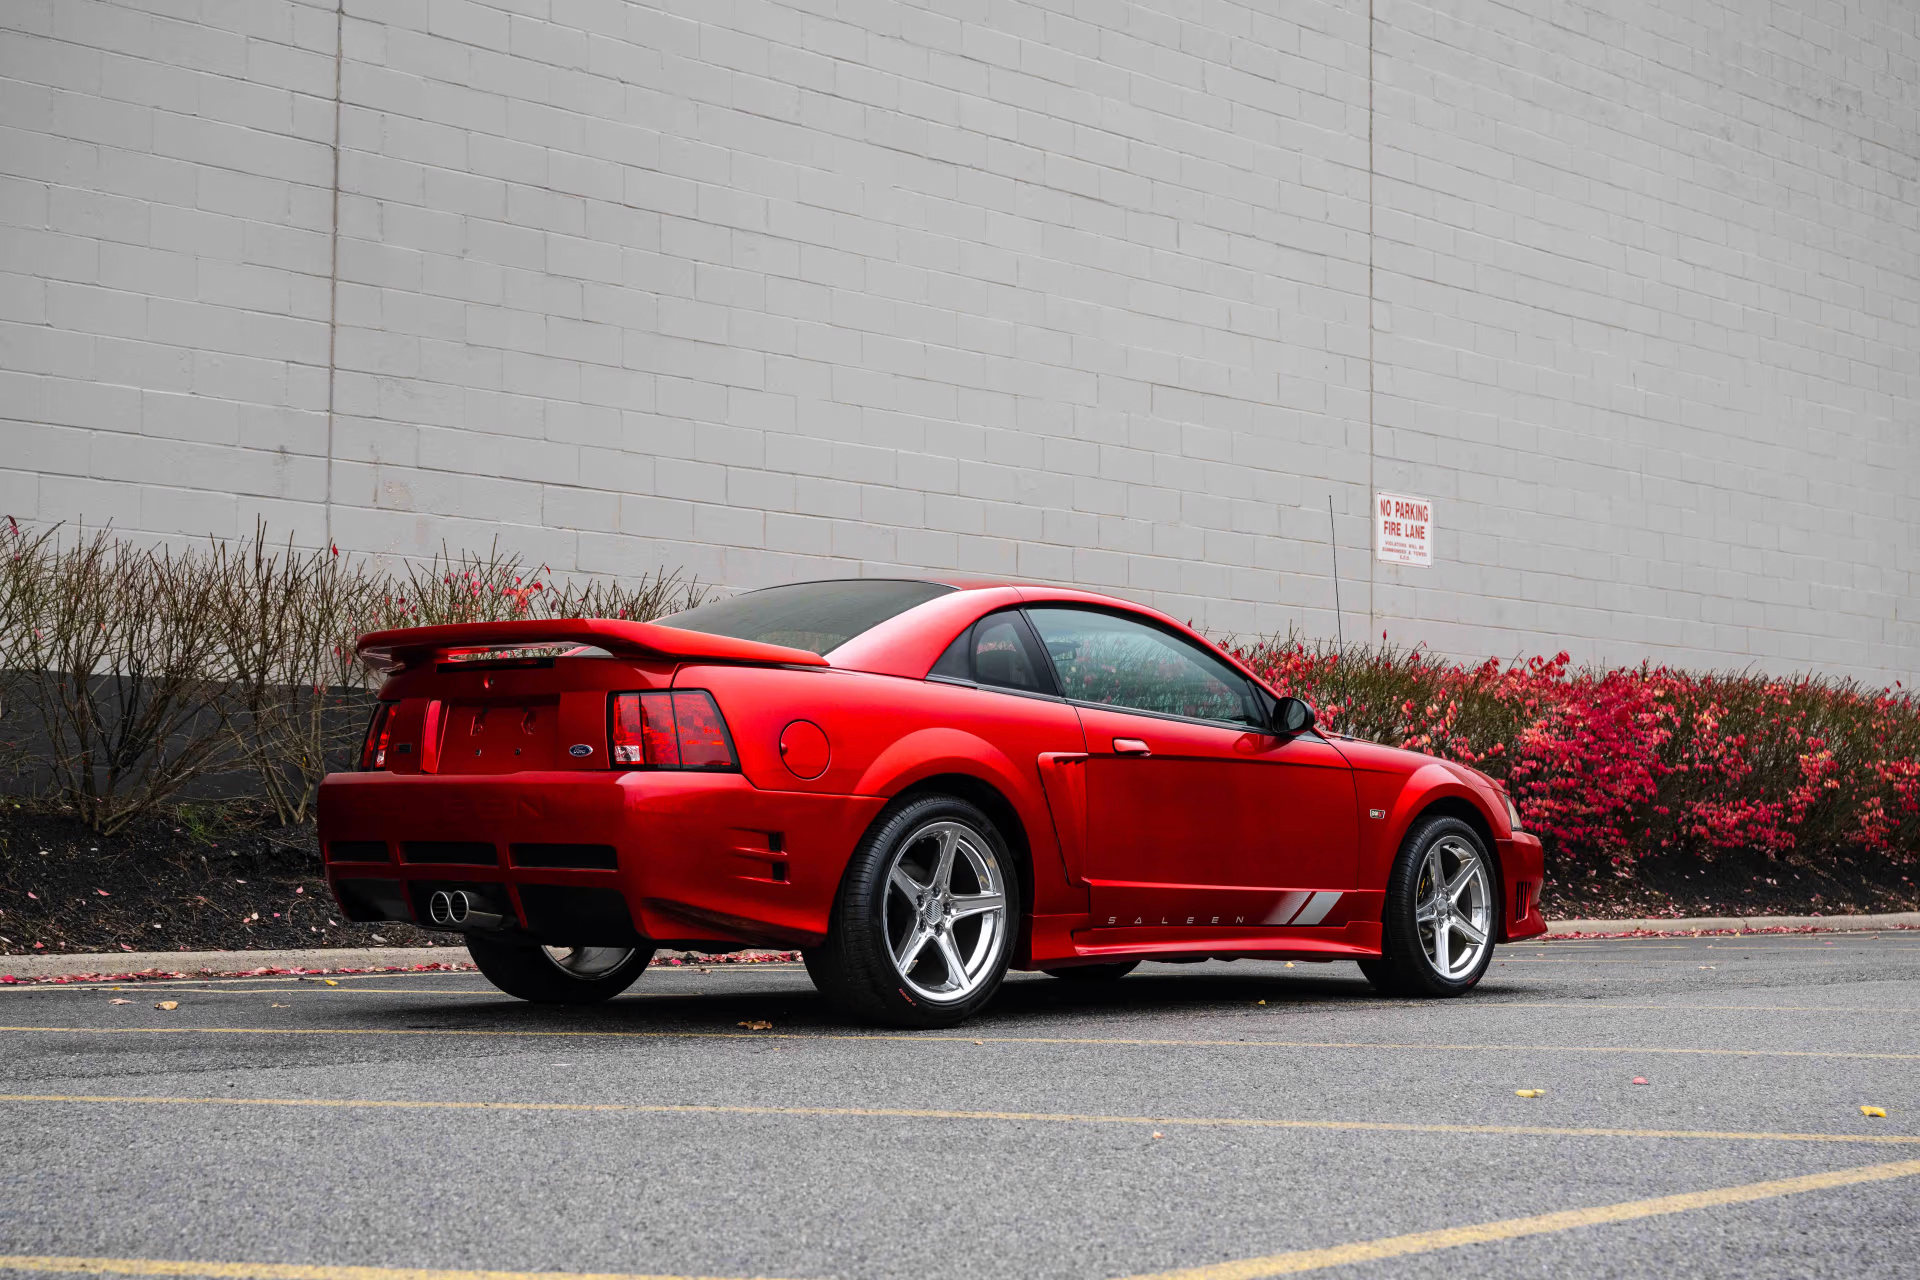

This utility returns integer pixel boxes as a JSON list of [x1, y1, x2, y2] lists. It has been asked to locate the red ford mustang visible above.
[[319, 579, 1546, 1026]]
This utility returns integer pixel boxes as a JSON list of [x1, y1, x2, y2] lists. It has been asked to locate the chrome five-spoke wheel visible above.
[[1414, 835, 1491, 980], [884, 819, 1008, 1004], [1360, 815, 1498, 997], [805, 793, 1021, 1027]]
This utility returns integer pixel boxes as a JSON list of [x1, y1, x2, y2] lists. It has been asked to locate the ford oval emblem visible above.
[[568, 743, 593, 758]]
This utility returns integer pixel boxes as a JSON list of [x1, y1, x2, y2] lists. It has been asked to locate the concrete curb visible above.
[[6, 913, 1919, 978], [1, 945, 466, 979], [1545, 911, 1920, 936], [0, 943, 802, 981]]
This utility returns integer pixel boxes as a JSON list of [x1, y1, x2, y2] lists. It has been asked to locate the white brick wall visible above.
[[3, 0, 1916, 683]]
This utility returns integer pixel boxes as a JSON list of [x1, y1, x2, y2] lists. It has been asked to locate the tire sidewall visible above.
[[467, 936, 654, 1004], [820, 793, 1020, 1027], [1382, 816, 1498, 996]]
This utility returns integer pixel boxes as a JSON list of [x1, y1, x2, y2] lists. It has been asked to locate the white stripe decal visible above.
[[1291, 891, 1342, 927], [1262, 891, 1310, 926]]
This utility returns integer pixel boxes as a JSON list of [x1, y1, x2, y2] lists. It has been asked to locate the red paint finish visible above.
[[319, 580, 1546, 973], [778, 719, 830, 780]]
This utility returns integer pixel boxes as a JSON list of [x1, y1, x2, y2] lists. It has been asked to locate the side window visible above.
[[929, 628, 972, 680], [926, 612, 1056, 695], [972, 611, 1053, 694], [1025, 606, 1262, 726]]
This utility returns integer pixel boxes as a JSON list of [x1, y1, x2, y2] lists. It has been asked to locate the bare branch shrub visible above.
[[0, 518, 709, 832], [209, 527, 375, 827], [4, 526, 235, 833]]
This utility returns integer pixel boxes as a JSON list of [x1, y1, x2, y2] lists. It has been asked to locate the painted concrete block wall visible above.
[[2, 0, 1915, 683], [0, 0, 340, 544]]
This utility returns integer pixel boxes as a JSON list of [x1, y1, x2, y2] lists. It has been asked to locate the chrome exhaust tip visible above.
[[427, 888, 506, 931]]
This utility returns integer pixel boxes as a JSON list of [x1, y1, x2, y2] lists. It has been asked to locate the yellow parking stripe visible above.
[[0, 1256, 782, 1280], [4, 1025, 1915, 1060], [1120, 1158, 1920, 1279], [1, 1094, 1912, 1149]]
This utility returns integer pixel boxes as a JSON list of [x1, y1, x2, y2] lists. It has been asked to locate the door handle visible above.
[[1111, 737, 1151, 755]]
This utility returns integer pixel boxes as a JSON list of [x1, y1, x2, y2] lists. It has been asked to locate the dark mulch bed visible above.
[[0, 801, 449, 957], [1544, 848, 1919, 920], [3, 801, 1915, 956]]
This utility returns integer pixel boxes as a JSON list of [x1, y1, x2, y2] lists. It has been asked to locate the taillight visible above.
[[359, 702, 394, 770], [609, 691, 737, 770]]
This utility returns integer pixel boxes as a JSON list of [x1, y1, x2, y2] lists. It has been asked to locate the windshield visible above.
[[655, 580, 955, 655]]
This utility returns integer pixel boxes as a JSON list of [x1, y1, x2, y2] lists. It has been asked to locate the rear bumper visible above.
[[317, 770, 884, 949], [1497, 831, 1548, 941]]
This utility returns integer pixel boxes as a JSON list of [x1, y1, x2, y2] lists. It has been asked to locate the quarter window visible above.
[[927, 610, 1056, 696], [1025, 606, 1263, 726]]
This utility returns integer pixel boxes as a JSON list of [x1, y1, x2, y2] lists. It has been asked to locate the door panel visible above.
[[1077, 705, 1359, 930]]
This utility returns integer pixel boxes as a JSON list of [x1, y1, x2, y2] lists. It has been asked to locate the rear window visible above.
[[655, 579, 955, 655]]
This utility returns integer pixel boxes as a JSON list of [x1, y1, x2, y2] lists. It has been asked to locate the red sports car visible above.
[[319, 579, 1546, 1026]]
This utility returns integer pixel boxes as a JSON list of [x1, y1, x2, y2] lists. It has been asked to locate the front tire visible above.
[[466, 937, 653, 1004], [805, 794, 1018, 1028], [1360, 816, 1497, 997]]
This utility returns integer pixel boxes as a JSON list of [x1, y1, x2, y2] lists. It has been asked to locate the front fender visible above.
[[1366, 762, 1504, 887]]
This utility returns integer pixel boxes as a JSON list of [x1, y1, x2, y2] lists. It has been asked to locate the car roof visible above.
[[812, 577, 1264, 690]]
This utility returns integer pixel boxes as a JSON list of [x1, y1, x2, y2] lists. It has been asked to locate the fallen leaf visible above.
[[973, 1040, 983, 1045], [154, 1001, 178, 1011], [1632, 1077, 1649, 1085], [1255, 999, 1266, 1005], [1150, 1131, 1164, 1139], [322, 979, 339, 986], [1515, 1089, 1544, 1098], [1285, 962, 1295, 968], [108, 998, 132, 1005], [738, 1020, 773, 1031], [94, 889, 109, 897], [1862, 1106, 1888, 1119], [118, 944, 133, 952], [271, 1003, 289, 1008]]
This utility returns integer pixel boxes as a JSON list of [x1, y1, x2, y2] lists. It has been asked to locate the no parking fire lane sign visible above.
[[1375, 492, 1433, 566]]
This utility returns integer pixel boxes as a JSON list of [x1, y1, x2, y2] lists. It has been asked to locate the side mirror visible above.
[[1273, 696, 1315, 735]]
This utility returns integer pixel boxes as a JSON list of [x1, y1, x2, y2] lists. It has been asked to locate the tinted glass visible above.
[[929, 628, 972, 680], [658, 580, 954, 655], [970, 611, 1053, 694], [1025, 606, 1262, 725]]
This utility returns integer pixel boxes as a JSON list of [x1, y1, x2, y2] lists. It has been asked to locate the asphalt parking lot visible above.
[[2, 934, 1917, 1280]]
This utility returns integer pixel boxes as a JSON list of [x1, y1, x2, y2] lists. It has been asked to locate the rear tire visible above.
[[1360, 815, 1498, 998], [1042, 961, 1139, 983], [805, 794, 1018, 1028], [466, 937, 653, 1004]]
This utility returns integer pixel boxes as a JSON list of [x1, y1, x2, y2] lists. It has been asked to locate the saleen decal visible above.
[[1104, 891, 1344, 927]]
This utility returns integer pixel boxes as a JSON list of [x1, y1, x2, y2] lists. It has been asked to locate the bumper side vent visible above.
[[401, 841, 500, 866], [1514, 881, 1531, 922], [510, 843, 618, 870], [327, 841, 389, 863]]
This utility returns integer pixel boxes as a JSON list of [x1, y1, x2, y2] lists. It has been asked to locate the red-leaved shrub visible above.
[[1231, 634, 1920, 870]]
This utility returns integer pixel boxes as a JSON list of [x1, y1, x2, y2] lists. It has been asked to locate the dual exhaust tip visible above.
[[426, 889, 506, 931]]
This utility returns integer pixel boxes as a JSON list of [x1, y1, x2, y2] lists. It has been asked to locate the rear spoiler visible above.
[[355, 618, 829, 674]]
